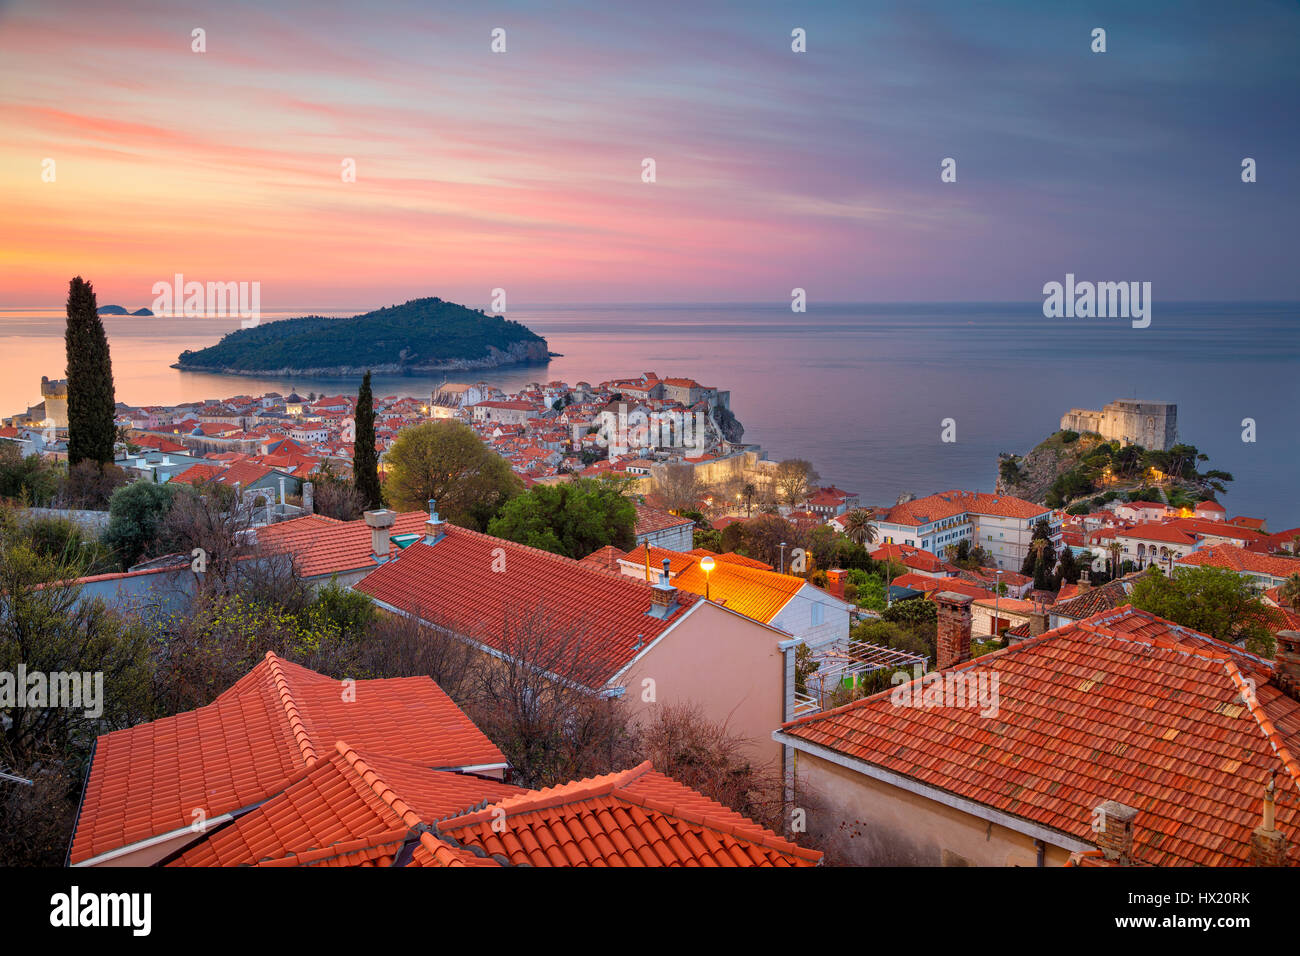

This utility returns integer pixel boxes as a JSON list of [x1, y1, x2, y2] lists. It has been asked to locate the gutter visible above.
[[772, 731, 1093, 854]]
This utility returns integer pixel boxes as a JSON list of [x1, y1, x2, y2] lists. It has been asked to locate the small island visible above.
[[97, 305, 154, 316], [172, 296, 551, 377]]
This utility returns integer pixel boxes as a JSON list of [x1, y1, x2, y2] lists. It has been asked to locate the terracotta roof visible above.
[[633, 504, 695, 535], [69, 653, 504, 865], [1117, 522, 1198, 546], [871, 543, 950, 574], [1049, 576, 1134, 621], [688, 548, 773, 571], [882, 490, 1049, 526], [619, 545, 696, 578], [355, 526, 698, 689], [578, 545, 626, 572], [257, 511, 429, 577], [169, 741, 522, 867], [168, 463, 224, 485], [781, 606, 1300, 866], [671, 560, 805, 624], [438, 762, 821, 866], [891, 573, 993, 600], [1177, 544, 1300, 580]]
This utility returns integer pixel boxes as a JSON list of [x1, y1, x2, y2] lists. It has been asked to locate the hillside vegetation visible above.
[[997, 430, 1232, 513], [175, 297, 549, 375]]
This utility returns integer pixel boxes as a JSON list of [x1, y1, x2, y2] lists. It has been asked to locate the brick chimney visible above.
[[648, 558, 678, 619], [934, 592, 972, 669], [423, 498, 447, 545], [1250, 775, 1289, 866], [1028, 601, 1049, 637], [364, 509, 396, 561], [1094, 800, 1138, 864], [1274, 630, 1300, 702], [825, 568, 847, 599]]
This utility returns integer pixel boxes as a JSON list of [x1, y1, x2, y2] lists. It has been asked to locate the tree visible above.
[[740, 482, 757, 517], [466, 604, 636, 788], [0, 533, 153, 865], [1057, 546, 1080, 586], [633, 703, 789, 834], [0, 444, 61, 507], [1129, 565, 1274, 656], [64, 277, 117, 468], [103, 480, 177, 568], [1280, 573, 1300, 611], [842, 508, 877, 548], [774, 460, 818, 508], [352, 371, 381, 510], [310, 473, 368, 521], [655, 464, 702, 513], [488, 478, 635, 559], [382, 420, 522, 528], [57, 460, 129, 510]]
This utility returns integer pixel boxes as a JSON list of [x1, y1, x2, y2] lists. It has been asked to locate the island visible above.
[[172, 296, 551, 377], [97, 305, 154, 316]]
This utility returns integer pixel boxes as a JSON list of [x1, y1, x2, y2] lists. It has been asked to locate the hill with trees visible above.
[[174, 296, 549, 376]]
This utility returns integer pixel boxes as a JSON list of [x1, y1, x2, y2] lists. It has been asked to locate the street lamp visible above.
[[778, 541, 787, 574], [700, 555, 715, 601]]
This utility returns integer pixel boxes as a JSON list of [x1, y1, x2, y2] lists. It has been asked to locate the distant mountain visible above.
[[96, 305, 154, 315], [173, 296, 550, 377]]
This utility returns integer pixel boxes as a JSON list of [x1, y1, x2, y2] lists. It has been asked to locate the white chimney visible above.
[[364, 509, 397, 561]]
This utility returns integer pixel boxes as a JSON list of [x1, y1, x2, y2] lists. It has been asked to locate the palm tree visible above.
[[1107, 540, 1123, 577], [1280, 572, 1300, 611], [741, 482, 756, 517], [843, 509, 877, 548]]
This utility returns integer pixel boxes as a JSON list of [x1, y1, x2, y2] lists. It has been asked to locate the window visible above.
[[811, 603, 825, 626]]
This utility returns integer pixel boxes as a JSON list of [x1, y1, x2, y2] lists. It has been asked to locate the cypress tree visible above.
[[353, 370, 381, 509], [64, 276, 117, 467]]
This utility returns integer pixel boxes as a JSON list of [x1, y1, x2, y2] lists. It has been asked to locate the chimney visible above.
[[1274, 631, 1300, 703], [648, 558, 678, 618], [1250, 774, 1289, 866], [1028, 601, 1049, 637], [302, 481, 314, 514], [934, 592, 972, 669], [1094, 800, 1138, 864], [423, 498, 446, 544], [1078, 568, 1090, 592], [364, 508, 396, 560], [825, 568, 847, 599]]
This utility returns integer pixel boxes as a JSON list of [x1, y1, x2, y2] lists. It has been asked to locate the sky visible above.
[[0, 0, 1297, 309]]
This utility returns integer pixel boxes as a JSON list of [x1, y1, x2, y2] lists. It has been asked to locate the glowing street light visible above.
[[700, 555, 715, 600]]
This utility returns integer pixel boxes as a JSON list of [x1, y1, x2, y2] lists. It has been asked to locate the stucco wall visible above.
[[622, 602, 787, 768], [793, 751, 1076, 867]]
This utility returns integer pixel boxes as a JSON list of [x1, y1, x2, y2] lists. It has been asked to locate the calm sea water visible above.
[[1, 302, 1296, 528]]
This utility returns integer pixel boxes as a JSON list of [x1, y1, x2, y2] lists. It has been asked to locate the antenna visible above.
[[0, 767, 34, 786]]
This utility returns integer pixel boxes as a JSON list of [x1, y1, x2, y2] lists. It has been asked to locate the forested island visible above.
[[173, 297, 551, 376]]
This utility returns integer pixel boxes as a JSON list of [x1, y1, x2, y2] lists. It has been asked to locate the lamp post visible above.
[[779, 541, 787, 575], [700, 555, 715, 601]]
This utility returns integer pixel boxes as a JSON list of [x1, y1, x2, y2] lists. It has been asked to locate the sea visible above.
[[1, 301, 1296, 528]]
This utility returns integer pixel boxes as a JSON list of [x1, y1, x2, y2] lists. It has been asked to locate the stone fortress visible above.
[[1060, 400, 1177, 451]]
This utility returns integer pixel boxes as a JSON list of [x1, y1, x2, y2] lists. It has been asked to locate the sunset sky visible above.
[[1, 0, 1297, 309]]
